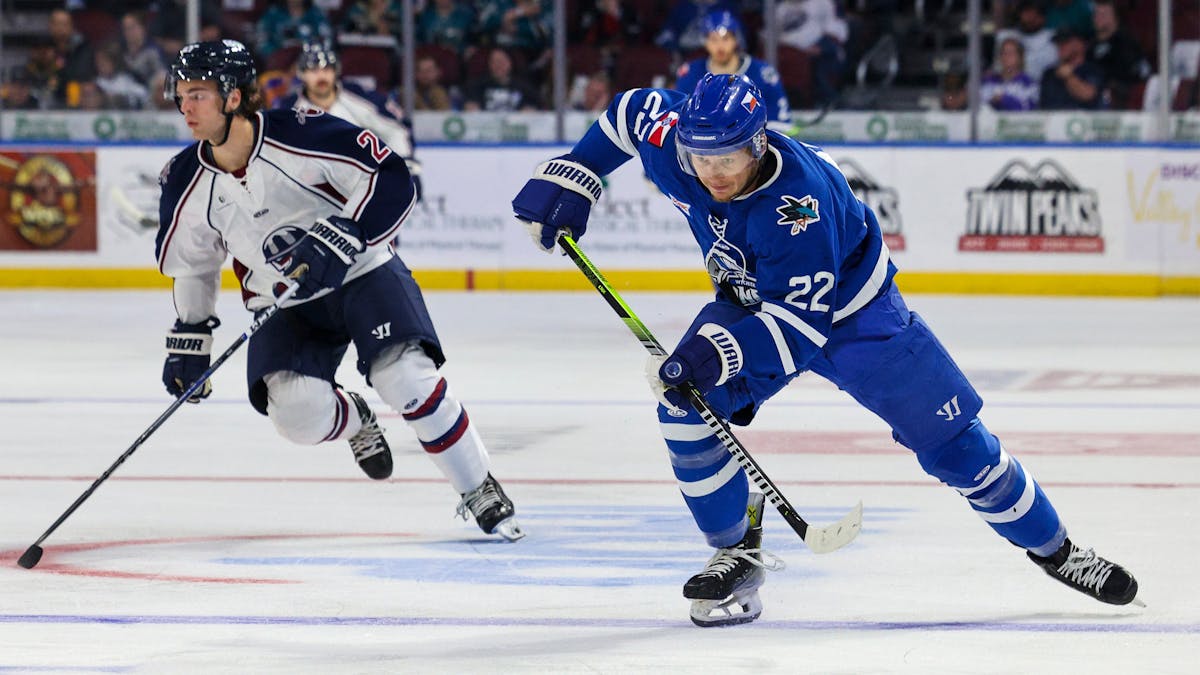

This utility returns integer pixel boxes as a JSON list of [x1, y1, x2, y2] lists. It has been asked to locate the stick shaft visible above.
[[26, 283, 300, 549], [557, 235, 815, 539]]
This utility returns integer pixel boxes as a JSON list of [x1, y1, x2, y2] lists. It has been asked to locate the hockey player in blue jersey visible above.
[[158, 40, 522, 540], [512, 73, 1139, 625], [674, 10, 791, 132]]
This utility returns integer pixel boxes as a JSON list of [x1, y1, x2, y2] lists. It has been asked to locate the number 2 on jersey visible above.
[[357, 130, 392, 162]]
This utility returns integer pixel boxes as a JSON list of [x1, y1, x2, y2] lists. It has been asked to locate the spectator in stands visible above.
[[571, 71, 612, 112], [939, 71, 968, 110], [341, 0, 403, 40], [655, 0, 738, 54], [119, 11, 167, 88], [575, 0, 642, 52], [1045, 0, 1093, 41], [1040, 29, 1104, 110], [75, 81, 108, 111], [418, 0, 476, 56], [475, 0, 552, 57], [775, 0, 849, 107], [148, 0, 223, 57], [994, 1, 1057, 85], [676, 11, 791, 129], [982, 37, 1039, 111], [257, 0, 333, 60], [414, 54, 454, 111], [94, 43, 150, 110], [462, 48, 541, 111], [47, 9, 95, 107], [15, 36, 59, 108], [1, 71, 42, 111], [1089, 0, 1151, 110]]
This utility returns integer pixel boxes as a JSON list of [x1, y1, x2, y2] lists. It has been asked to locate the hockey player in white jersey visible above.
[[512, 73, 1139, 625], [275, 40, 422, 202], [158, 39, 522, 540]]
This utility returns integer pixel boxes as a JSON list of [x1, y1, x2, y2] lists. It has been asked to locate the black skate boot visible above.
[[346, 391, 393, 480], [683, 493, 785, 627], [456, 473, 524, 541], [1027, 538, 1141, 606]]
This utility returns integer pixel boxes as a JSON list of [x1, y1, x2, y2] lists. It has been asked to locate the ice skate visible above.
[[456, 473, 524, 541], [1028, 538, 1142, 606], [683, 493, 785, 627], [346, 391, 393, 480]]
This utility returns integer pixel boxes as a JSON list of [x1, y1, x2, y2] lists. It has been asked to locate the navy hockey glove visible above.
[[653, 324, 744, 409], [284, 216, 366, 299], [163, 316, 221, 403], [512, 154, 602, 253], [405, 158, 423, 203]]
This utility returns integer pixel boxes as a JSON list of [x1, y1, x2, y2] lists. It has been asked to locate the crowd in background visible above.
[[0, 0, 1195, 115]]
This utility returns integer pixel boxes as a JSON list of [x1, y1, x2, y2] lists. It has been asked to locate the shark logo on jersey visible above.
[[261, 225, 309, 271], [667, 193, 691, 215], [776, 194, 820, 235]]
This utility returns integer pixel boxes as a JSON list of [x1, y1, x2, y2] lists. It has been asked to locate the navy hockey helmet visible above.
[[701, 10, 745, 49], [676, 73, 768, 177], [298, 39, 340, 72], [165, 40, 256, 105]]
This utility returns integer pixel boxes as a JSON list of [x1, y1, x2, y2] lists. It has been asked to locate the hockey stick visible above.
[[16, 280, 302, 570], [557, 234, 862, 554]]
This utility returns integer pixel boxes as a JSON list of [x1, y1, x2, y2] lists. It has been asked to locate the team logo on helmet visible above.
[[262, 225, 309, 271], [740, 91, 759, 114]]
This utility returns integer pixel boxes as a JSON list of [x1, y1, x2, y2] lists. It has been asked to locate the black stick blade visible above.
[[17, 545, 43, 569]]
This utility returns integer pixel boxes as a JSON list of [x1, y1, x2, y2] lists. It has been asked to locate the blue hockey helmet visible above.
[[676, 73, 768, 177], [701, 10, 745, 49], [298, 39, 340, 72]]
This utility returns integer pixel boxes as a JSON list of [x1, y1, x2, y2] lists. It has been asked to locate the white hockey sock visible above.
[[265, 371, 362, 445], [370, 344, 489, 493]]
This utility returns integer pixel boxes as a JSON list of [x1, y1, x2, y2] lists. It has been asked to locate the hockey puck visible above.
[[17, 545, 43, 569]]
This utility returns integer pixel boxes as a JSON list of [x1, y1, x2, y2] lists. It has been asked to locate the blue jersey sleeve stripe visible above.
[[598, 111, 635, 157], [614, 89, 642, 155], [759, 301, 828, 348], [832, 237, 890, 323], [755, 312, 798, 375]]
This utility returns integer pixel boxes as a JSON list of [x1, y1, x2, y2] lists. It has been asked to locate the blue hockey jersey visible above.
[[572, 87, 894, 377], [675, 55, 791, 129]]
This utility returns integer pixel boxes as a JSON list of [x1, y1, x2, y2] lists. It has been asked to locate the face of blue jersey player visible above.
[[702, 10, 745, 71], [676, 73, 769, 202]]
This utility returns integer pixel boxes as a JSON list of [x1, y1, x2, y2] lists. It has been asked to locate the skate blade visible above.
[[689, 591, 763, 627], [493, 517, 526, 541]]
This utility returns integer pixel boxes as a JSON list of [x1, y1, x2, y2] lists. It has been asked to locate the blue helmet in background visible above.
[[166, 39, 256, 105], [298, 39, 340, 72], [701, 10, 745, 49], [676, 73, 768, 176]]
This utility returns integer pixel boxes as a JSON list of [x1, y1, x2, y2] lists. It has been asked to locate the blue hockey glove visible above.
[[512, 154, 602, 253], [163, 316, 221, 403], [653, 324, 744, 409], [283, 216, 366, 299]]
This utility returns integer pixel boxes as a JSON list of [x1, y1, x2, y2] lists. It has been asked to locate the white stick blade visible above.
[[803, 501, 863, 554]]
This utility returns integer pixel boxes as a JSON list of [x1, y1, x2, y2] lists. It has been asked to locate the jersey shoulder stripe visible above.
[[155, 145, 204, 266]]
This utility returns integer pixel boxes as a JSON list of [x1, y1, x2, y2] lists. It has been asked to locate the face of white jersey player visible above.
[[299, 65, 338, 109], [178, 79, 239, 145]]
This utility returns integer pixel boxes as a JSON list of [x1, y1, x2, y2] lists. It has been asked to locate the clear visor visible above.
[[676, 133, 764, 177]]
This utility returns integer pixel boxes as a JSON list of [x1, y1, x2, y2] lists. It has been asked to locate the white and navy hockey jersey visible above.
[[276, 81, 416, 162], [675, 55, 791, 130], [156, 108, 416, 312], [572, 87, 894, 374]]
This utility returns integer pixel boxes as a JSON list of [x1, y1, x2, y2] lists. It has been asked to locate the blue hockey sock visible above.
[[658, 404, 749, 547]]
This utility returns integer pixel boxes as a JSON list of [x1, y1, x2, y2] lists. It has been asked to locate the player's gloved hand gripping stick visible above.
[[555, 233, 863, 554], [17, 281, 304, 570]]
